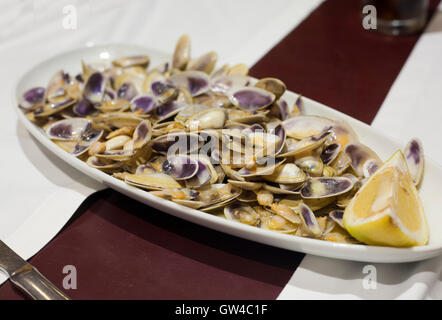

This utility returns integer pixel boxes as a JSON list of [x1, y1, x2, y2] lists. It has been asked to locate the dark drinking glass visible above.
[[362, 0, 429, 35]]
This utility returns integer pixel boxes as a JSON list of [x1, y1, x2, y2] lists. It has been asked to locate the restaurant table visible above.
[[0, 0, 440, 299]]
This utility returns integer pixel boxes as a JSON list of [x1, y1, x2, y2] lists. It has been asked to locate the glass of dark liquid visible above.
[[362, 0, 429, 35]]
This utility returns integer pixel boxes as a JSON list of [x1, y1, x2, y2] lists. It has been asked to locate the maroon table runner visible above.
[[0, 0, 438, 300]]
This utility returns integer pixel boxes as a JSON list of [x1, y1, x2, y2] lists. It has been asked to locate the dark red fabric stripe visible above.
[[0, 0, 437, 300]]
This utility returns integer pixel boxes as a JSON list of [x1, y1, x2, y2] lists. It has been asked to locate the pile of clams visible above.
[[19, 35, 425, 244]]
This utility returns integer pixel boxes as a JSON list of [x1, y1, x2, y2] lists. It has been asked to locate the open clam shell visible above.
[[262, 183, 303, 195], [229, 87, 275, 112], [95, 112, 143, 129], [404, 138, 424, 186], [117, 82, 138, 101], [125, 171, 182, 190], [46, 70, 70, 103], [227, 180, 263, 191], [329, 151, 351, 175], [264, 163, 306, 184], [95, 149, 136, 161], [155, 101, 186, 122], [130, 94, 157, 114], [18, 87, 45, 111], [292, 96, 304, 117], [150, 81, 178, 104], [172, 34, 191, 70], [237, 158, 285, 178], [259, 214, 298, 234], [344, 143, 382, 178], [228, 64, 249, 76], [72, 129, 104, 157], [83, 72, 105, 104], [46, 118, 92, 141], [282, 115, 333, 140], [320, 143, 341, 165], [186, 108, 227, 131], [33, 98, 76, 118], [199, 184, 242, 212], [300, 177, 354, 199], [362, 158, 380, 178], [328, 119, 359, 150], [112, 55, 150, 69], [328, 209, 345, 229], [245, 131, 282, 158], [187, 51, 218, 74], [86, 156, 123, 170], [175, 104, 210, 123], [295, 156, 324, 176], [299, 203, 322, 237], [278, 130, 331, 158], [167, 71, 210, 97], [132, 120, 152, 149], [185, 156, 218, 188], [254, 77, 286, 101], [73, 99, 96, 116], [224, 203, 260, 226], [270, 99, 289, 121], [162, 155, 199, 180]]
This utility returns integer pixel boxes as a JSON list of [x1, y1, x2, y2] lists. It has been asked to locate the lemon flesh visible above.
[[343, 150, 428, 247]]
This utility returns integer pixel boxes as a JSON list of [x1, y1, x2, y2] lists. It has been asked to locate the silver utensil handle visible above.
[[10, 264, 70, 300]]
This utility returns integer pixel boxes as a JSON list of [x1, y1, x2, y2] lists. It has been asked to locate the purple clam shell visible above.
[[320, 143, 341, 164], [344, 143, 382, 177], [299, 203, 322, 236], [162, 156, 199, 180], [46, 119, 92, 140], [270, 124, 286, 155], [405, 139, 422, 166], [230, 87, 275, 112], [103, 88, 116, 102], [83, 72, 105, 104], [362, 159, 380, 178], [294, 96, 304, 114], [130, 94, 157, 114], [73, 99, 95, 116], [133, 120, 152, 148], [155, 101, 184, 119], [301, 177, 353, 199], [19, 87, 45, 111], [186, 159, 211, 187], [75, 74, 84, 83], [404, 138, 424, 185], [275, 99, 289, 120], [279, 183, 303, 194], [151, 81, 175, 97], [168, 71, 210, 97], [71, 129, 103, 157], [33, 98, 76, 117], [117, 82, 138, 101], [329, 210, 345, 229]]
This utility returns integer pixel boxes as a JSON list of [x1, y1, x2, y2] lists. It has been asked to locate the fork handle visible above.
[[10, 264, 70, 300]]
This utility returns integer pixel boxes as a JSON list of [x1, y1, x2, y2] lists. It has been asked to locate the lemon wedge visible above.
[[343, 150, 428, 247]]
